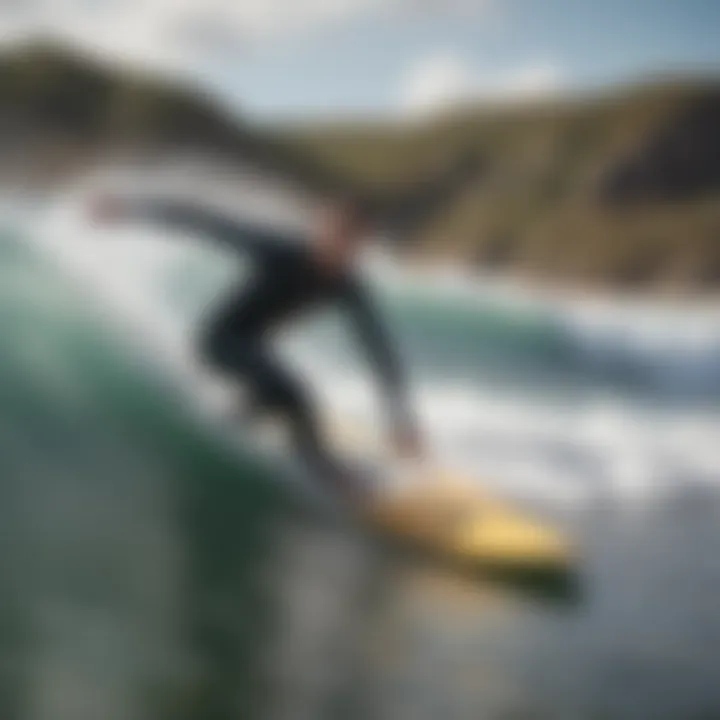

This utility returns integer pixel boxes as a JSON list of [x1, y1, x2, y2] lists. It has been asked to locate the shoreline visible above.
[[392, 253, 720, 312]]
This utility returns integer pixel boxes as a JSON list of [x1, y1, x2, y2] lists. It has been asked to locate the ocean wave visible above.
[[6, 197, 719, 514]]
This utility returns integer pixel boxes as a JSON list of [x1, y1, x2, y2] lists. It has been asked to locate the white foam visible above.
[[13, 187, 720, 514], [372, 257, 720, 394], [305, 363, 720, 510]]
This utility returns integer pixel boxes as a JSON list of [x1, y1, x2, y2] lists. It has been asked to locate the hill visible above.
[[0, 42, 476, 236], [0, 41, 353, 192], [0, 42, 718, 291], [288, 80, 720, 290]]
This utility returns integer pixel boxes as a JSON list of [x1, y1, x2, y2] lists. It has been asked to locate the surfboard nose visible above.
[[369, 481, 572, 576], [453, 511, 570, 568]]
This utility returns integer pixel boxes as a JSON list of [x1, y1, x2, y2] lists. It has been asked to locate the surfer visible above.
[[89, 193, 423, 497]]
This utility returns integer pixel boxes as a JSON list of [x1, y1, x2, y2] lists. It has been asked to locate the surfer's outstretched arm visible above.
[[343, 280, 420, 455], [91, 195, 295, 262]]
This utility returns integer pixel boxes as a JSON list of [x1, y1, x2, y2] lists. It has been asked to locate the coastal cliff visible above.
[[2, 42, 718, 291]]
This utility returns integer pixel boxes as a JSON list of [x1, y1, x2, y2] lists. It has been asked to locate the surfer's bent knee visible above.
[[198, 323, 242, 374]]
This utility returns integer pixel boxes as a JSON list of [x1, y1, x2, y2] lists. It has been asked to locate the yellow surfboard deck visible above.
[[331, 419, 573, 575], [364, 469, 571, 574]]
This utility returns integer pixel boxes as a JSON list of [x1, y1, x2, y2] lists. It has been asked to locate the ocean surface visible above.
[[2, 189, 720, 720]]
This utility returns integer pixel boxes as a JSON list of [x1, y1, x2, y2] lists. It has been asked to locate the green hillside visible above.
[[1, 42, 718, 290], [0, 41, 351, 192], [288, 81, 720, 290]]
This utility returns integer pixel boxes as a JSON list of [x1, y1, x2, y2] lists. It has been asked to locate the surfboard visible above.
[[328, 415, 575, 580], [361, 466, 572, 578], [218, 410, 575, 586]]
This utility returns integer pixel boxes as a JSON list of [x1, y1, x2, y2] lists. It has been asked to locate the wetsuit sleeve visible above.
[[343, 280, 414, 434], [125, 197, 293, 262]]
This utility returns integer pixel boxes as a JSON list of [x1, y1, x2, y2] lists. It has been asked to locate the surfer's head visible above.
[[314, 194, 377, 269]]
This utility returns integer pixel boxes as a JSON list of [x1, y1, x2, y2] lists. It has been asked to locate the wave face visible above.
[[3, 195, 720, 720], [290, 267, 720, 510], [0, 221, 303, 719]]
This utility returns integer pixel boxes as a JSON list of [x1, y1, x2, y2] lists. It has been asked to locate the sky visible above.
[[1, 0, 719, 119]]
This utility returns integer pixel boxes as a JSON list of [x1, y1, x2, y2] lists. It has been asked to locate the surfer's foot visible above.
[[328, 463, 375, 509], [300, 453, 371, 507], [223, 390, 271, 428]]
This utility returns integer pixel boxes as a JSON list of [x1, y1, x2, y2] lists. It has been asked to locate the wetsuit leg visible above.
[[201, 326, 340, 480]]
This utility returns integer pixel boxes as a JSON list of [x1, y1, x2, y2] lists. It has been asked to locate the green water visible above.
[[3, 226, 720, 720], [0, 230, 290, 718]]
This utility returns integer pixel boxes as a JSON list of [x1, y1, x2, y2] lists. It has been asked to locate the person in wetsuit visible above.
[[90, 193, 422, 495]]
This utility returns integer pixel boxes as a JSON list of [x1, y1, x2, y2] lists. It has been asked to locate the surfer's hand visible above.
[[88, 193, 128, 226], [392, 424, 423, 460]]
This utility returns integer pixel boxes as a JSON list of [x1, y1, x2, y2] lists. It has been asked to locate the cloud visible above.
[[0, 0, 494, 72], [400, 52, 477, 115], [400, 50, 565, 116], [0, 0, 384, 71]]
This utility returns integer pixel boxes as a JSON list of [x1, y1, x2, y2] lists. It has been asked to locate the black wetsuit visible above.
[[131, 199, 412, 477]]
